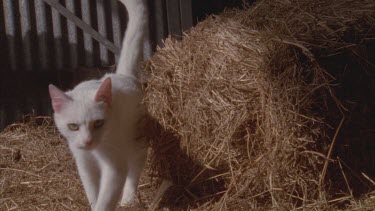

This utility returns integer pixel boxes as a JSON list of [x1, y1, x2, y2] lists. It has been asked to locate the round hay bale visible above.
[[143, 0, 375, 210]]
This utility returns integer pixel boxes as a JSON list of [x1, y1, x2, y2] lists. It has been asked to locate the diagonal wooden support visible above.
[[41, 0, 121, 55]]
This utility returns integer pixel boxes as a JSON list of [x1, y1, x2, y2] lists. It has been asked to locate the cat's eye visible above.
[[93, 120, 105, 129], [67, 123, 79, 131]]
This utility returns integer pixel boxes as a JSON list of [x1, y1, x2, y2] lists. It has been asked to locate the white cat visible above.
[[48, 0, 147, 210]]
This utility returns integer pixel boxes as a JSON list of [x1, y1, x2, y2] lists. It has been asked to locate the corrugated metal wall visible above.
[[2, 0, 116, 70], [0, 0, 193, 70], [0, 0, 193, 130]]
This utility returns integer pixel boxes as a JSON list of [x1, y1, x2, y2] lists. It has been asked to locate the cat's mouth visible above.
[[77, 142, 97, 150]]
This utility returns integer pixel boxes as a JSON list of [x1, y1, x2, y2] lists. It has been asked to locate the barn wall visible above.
[[0, 0, 246, 130]]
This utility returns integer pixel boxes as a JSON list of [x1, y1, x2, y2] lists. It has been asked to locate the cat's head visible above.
[[49, 78, 112, 150]]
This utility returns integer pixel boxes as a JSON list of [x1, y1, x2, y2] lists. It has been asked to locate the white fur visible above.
[[49, 0, 148, 210], [117, 0, 147, 78]]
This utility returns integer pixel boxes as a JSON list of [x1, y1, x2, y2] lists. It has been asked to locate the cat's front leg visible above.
[[72, 150, 100, 209], [94, 164, 126, 211], [120, 166, 140, 206], [120, 147, 147, 206]]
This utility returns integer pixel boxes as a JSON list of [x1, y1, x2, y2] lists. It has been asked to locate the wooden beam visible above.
[[96, 0, 109, 65], [80, 0, 94, 66], [179, 0, 193, 32], [166, 0, 182, 39], [65, 0, 78, 67], [41, 0, 121, 55], [19, 0, 33, 70]]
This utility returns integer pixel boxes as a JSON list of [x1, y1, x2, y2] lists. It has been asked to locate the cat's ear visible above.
[[49, 84, 72, 113], [95, 78, 112, 106]]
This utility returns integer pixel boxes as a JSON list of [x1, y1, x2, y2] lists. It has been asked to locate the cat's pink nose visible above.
[[83, 140, 93, 146]]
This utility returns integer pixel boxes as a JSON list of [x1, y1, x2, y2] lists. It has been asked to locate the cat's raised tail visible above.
[[116, 0, 147, 78]]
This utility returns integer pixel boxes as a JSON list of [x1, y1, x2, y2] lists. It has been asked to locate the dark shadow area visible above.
[[0, 41, 117, 132], [0, 69, 69, 130], [0, 30, 119, 131], [320, 41, 375, 198], [147, 0, 168, 49], [143, 115, 227, 210], [192, 0, 252, 24]]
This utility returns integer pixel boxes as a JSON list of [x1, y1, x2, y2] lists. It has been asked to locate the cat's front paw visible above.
[[119, 191, 136, 207]]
